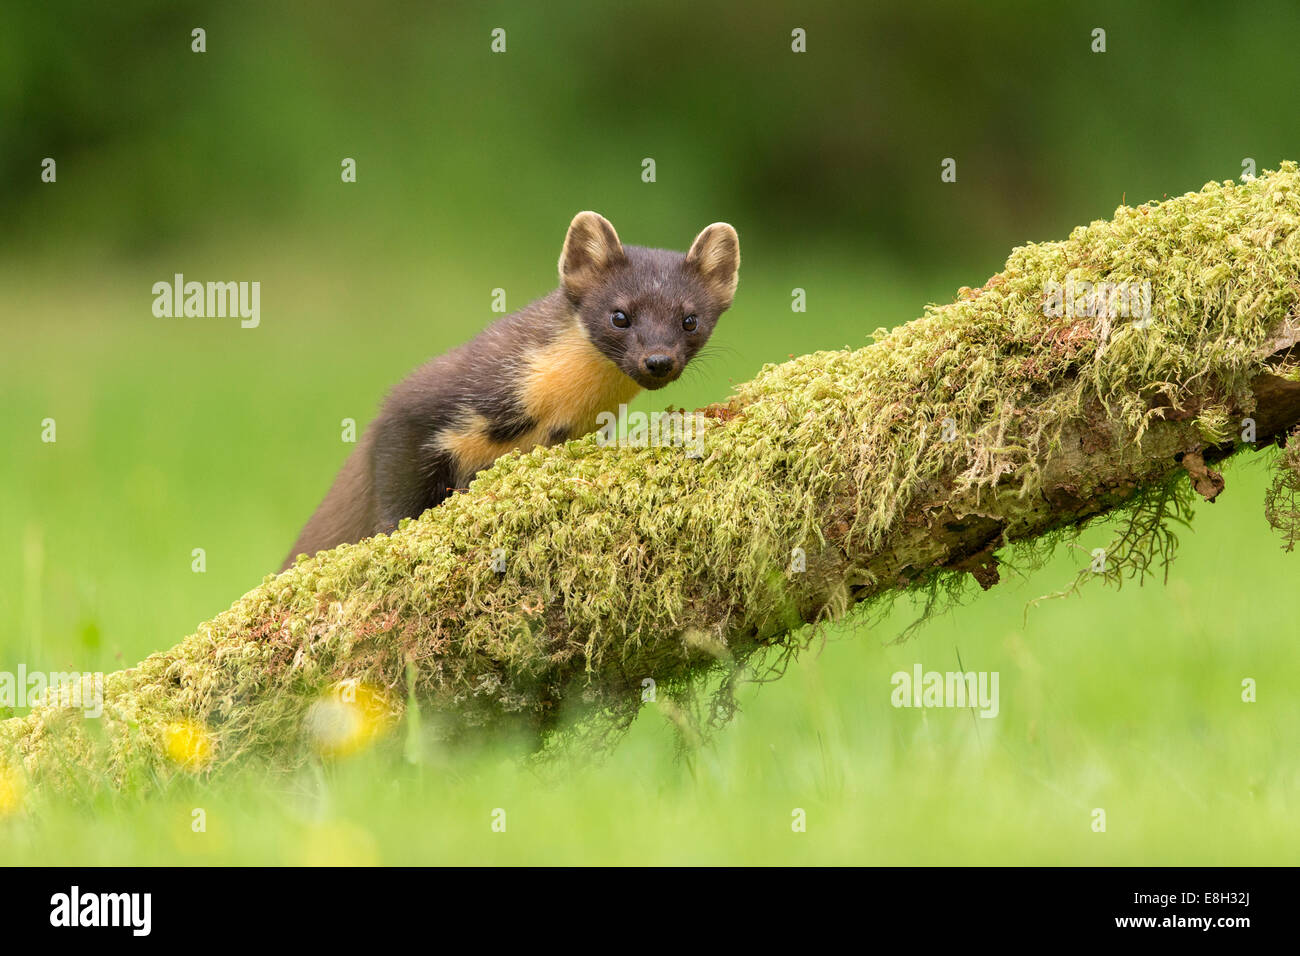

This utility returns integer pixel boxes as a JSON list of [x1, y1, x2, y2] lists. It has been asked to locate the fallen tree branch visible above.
[[6, 165, 1300, 803]]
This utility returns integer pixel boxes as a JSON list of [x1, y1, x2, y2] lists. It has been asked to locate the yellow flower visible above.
[[297, 821, 380, 866], [164, 720, 214, 771], [305, 681, 390, 757], [0, 766, 24, 817]]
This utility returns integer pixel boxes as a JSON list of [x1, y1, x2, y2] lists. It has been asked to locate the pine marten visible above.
[[281, 212, 740, 571]]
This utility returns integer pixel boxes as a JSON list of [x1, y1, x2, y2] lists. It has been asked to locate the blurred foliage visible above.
[[4, 0, 1300, 271], [2, 0, 1299, 863]]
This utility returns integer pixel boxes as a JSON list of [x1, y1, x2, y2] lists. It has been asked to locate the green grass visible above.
[[2, 240, 1296, 864]]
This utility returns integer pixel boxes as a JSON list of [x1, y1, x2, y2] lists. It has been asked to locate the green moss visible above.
[[1265, 427, 1300, 550], [5, 164, 1300, 804]]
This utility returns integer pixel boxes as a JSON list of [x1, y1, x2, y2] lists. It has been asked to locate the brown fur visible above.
[[281, 213, 740, 571]]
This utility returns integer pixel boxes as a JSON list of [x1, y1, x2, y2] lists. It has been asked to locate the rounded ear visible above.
[[559, 211, 626, 299], [685, 222, 740, 309]]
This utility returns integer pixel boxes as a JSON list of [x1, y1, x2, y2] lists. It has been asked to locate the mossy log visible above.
[[6, 165, 1300, 803]]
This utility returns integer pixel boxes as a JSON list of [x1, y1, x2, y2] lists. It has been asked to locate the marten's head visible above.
[[559, 211, 740, 390]]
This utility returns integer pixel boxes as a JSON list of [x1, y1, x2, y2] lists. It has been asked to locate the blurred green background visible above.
[[2, 0, 1298, 863]]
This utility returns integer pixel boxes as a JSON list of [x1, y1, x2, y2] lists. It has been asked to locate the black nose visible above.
[[643, 354, 675, 377]]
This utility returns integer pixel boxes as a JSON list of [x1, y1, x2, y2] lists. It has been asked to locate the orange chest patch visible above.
[[518, 320, 642, 433], [437, 319, 641, 480]]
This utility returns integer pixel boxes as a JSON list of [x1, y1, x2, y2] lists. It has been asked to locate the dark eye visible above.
[[610, 310, 630, 329], [682, 314, 699, 332]]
